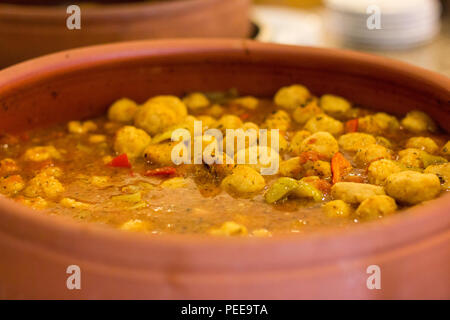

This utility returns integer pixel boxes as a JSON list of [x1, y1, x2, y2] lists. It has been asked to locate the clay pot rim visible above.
[[0, 39, 449, 267], [0, 0, 222, 21]]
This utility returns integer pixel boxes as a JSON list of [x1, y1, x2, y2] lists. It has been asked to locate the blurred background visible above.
[[252, 0, 449, 76], [0, 0, 448, 75]]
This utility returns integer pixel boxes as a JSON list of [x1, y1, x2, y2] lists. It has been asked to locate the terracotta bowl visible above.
[[0, 0, 251, 68], [0, 39, 449, 299]]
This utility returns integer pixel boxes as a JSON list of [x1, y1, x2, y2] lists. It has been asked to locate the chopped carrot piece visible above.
[[144, 166, 177, 177], [331, 152, 352, 184], [345, 119, 358, 133], [110, 154, 131, 168]]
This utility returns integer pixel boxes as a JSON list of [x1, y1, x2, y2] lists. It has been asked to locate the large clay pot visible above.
[[0, 39, 449, 299], [0, 0, 251, 67]]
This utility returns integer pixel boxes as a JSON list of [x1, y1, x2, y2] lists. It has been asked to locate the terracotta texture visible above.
[[0, 0, 251, 67], [0, 39, 449, 299]]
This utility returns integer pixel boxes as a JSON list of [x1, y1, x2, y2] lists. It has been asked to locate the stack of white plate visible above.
[[324, 0, 442, 49]]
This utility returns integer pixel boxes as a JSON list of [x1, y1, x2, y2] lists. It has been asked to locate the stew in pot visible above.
[[1, 84, 449, 236]]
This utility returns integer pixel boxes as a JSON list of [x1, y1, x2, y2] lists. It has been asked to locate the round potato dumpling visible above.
[[300, 131, 339, 160], [338, 132, 376, 152], [182, 92, 210, 110], [355, 195, 397, 221], [265, 130, 288, 152], [405, 137, 438, 154], [375, 136, 392, 149], [441, 141, 450, 157], [279, 157, 302, 179], [107, 98, 138, 123], [354, 143, 392, 167], [147, 95, 188, 118], [40, 166, 63, 178], [274, 84, 310, 109], [401, 110, 436, 133], [319, 94, 351, 116], [0, 175, 25, 196], [24, 172, 65, 199], [197, 115, 217, 129], [235, 146, 280, 174], [400, 148, 447, 169], [263, 110, 291, 131], [385, 171, 441, 205], [114, 126, 151, 158], [143, 142, 176, 166], [23, 146, 61, 162], [303, 160, 331, 179], [424, 163, 450, 190], [368, 159, 403, 185], [242, 121, 259, 132], [232, 96, 259, 110], [358, 113, 400, 135], [323, 200, 352, 218], [288, 130, 311, 155], [216, 115, 244, 131], [331, 182, 385, 204], [398, 148, 425, 169], [292, 99, 323, 125], [134, 101, 182, 136], [16, 196, 48, 210], [207, 104, 225, 118], [221, 165, 266, 195], [303, 114, 344, 136]]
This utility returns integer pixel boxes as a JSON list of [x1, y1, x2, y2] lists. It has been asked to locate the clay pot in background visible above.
[[0, 40, 449, 299], [0, 0, 251, 67]]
